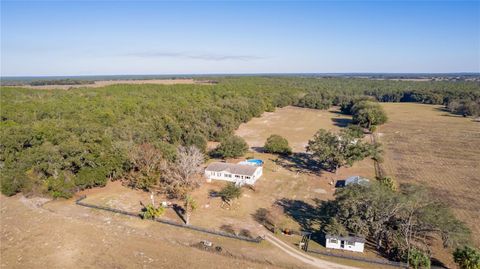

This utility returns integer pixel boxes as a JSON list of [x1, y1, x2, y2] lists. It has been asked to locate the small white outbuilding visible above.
[[325, 234, 365, 253], [344, 176, 370, 186], [204, 162, 263, 186]]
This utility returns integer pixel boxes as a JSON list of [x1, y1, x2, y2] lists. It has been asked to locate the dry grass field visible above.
[[378, 103, 480, 246], [236, 106, 352, 152], [14, 79, 211, 90], [1, 193, 307, 269]]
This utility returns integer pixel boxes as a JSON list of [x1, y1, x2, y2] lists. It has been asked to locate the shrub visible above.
[[218, 182, 242, 204], [212, 136, 248, 158], [344, 124, 365, 138], [377, 176, 397, 191], [141, 204, 165, 219], [264, 134, 292, 155], [408, 248, 431, 269], [239, 229, 253, 238], [453, 246, 480, 269], [220, 224, 236, 235], [75, 167, 108, 189]]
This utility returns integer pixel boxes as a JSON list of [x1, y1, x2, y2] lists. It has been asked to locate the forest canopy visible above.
[[1, 77, 479, 197]]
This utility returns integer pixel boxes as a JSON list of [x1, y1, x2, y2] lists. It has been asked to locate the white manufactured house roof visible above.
[[345, 176, 370, 186], [205, 162, 258, 177], [326, 234, 366, 243]]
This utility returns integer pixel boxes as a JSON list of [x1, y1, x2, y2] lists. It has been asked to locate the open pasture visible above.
[[236, 106, 352, 152], [379, 103, 480, 245]]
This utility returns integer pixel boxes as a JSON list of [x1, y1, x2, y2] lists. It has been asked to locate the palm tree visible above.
[[184, 195, 197, 225]]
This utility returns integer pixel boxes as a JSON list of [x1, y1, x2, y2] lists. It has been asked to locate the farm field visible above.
[[378, 103, 480, 245], [11, 79, 211, 90]]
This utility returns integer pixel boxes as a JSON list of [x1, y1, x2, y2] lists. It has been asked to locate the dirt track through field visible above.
[[265, 234, 358, 269]]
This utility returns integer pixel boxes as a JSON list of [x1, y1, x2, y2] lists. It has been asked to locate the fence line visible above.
[[307, 248, 408, 268], [75, 195, 263, 243], [371, 133, 385, 179]]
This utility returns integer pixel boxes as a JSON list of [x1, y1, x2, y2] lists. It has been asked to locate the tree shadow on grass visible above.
[[275, 152, 325, 175], [274, 198, 338, 246], [331, 117, 353, 128], [430, 257, 448, 268], [434, 106, 467, 118], [251, 146, 266, 153], [275, 198, 332, 232]]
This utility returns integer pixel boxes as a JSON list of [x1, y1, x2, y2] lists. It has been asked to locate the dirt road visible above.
[[265, 234, 358, 269]]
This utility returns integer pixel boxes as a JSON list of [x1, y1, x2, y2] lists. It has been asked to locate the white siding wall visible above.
[[325, 238, 364, 253], [205, 167, 263, 185]]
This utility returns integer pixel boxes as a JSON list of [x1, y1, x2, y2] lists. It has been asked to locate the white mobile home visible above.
[[204, 162, 263, 185], [325, 235, 365, 253]]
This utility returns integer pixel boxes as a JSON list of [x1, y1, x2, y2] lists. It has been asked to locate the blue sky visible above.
[[1, 1, 479, 76]]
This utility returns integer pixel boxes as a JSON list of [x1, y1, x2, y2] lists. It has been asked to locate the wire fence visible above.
[[75, 195, 263, 243], [307, 248, 408, 268]]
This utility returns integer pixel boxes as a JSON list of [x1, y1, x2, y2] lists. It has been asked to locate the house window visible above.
[[345, 241, 355, 246], [235, 175, 241, 178], [245, 176, 250, 179], [225, 174, 232, 178], [329, 239, 338, 244]]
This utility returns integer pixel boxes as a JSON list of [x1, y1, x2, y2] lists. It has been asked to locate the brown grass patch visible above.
[[378, 103, 480, 266], [14, 79, 212, 90]]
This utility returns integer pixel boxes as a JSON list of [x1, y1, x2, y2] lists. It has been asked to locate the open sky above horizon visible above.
[[1, 1, 479, 76]]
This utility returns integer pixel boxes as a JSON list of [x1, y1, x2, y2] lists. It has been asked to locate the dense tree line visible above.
[[0, 79, 301, 197], [1, 77, 478, 197], [294, 78, 480, 116], [322, 182, 470, 264]]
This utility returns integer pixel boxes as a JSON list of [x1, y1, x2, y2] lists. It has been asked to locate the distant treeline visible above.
[[0, 77, 479, 197], [29, 79, 95, 86], [293, 78, 480, 116], [0, 79, 95, 86]]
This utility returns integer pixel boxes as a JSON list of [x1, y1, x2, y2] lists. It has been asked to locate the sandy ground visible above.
[[13, 79, 212, 90], [0, 193, 309, 269]]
